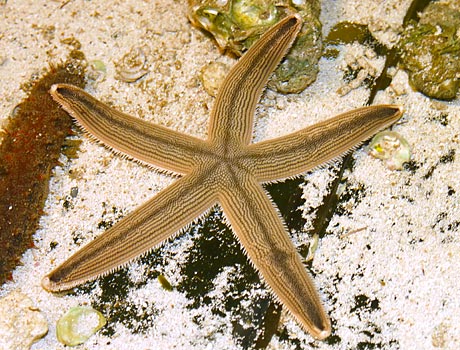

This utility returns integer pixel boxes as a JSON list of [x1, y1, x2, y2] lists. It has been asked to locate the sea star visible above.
[[42, 14, 402, 339]]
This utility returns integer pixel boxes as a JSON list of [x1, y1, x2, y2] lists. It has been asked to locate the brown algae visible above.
[[0, 54, 86, 285]]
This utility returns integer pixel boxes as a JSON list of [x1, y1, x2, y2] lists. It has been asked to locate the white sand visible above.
[[1, 0, 459, 349]]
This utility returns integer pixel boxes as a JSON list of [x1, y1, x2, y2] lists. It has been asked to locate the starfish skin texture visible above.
[[43, 15, 402, 340]]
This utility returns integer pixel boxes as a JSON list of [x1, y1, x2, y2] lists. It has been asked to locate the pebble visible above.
[[56, 306, 106, 346], [0, 291, 48, 350]]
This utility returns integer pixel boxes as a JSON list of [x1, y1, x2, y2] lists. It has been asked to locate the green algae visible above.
[[188, 0, 322, 94], [0, 53, 86, 285], [325, 22, 382, 49]]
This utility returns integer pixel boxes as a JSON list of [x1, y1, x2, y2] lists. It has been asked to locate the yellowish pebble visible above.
[[56, 306, 106, 347]]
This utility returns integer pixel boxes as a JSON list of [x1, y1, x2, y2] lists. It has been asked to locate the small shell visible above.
[[369, 131, 411, 170], [56, 306, 106, 346], [87, 60, 107, 83], [115, 47, 149, 83]]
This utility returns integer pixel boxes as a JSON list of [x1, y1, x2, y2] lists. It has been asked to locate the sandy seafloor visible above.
[[1, 0, 460, 349]]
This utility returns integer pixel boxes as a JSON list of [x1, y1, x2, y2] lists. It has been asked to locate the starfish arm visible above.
[[219, 175, 331, 340], [208, 14, 302, 147], [247, 105, 403, 182], [42, 172, 217, 292], [50, 84, 209, 175]]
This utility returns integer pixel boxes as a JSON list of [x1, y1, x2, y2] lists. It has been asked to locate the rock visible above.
[[0, 291, 48, 350], [397, 1, 460, 100]]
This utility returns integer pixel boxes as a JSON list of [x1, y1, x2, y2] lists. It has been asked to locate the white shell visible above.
[[115, 47, 149, 83], [369, 131, 411, 170]]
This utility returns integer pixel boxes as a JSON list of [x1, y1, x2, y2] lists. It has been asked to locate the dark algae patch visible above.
[[78, 181, 310, 346], [0, 53, 86, 285], [177, 208, 274, 348]]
